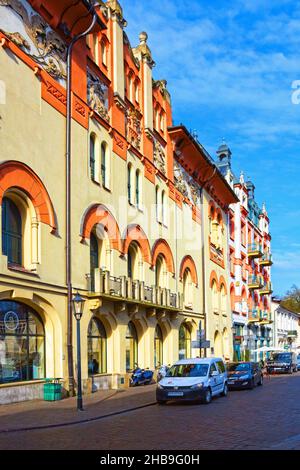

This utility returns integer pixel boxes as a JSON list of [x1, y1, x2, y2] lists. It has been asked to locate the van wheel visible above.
[[203, 389, 212, 404], [221, 383, 228, 397]]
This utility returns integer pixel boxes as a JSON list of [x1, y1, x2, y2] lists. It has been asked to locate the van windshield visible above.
[[166, 364, 209, 378], [270, 353, 292, 362]]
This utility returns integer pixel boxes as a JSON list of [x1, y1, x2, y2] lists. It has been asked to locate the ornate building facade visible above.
[[0, 0, 245, 404], [217, 143, 273, 361]]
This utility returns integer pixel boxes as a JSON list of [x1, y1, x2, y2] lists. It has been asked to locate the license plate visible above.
[[168, 392, 184, 397]]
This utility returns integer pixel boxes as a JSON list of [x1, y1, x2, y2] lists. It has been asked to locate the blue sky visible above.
[[121, 0, 300, 297]]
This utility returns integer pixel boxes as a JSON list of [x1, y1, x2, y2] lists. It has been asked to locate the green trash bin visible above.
[[43, 378, 62, 402]]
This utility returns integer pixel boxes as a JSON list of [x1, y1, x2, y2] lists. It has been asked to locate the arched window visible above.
[[183, 269, 193, 309], [88, 318, 107, 376], [127, 242, 141, 280], [0, 300, 45, 384], [179, 324, 191, 360], [154, 325, 163, 368], [128, 164, 132, 204], [220, 284, 227, 313], [101, 142, 107, 187], [2, 197, 22, 266], [126, 321, 138, 371], [90, 133, 96, 181], [155, 255, 167, 288], [135, 170, 141, 208], [90, 233, 99, 292], [212, 280, 219, 312]]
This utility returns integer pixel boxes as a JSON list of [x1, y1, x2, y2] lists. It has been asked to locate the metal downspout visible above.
[[66, 9, 98, 396]]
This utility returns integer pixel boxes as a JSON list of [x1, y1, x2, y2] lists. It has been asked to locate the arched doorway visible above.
[[0, 300, 45, 383], [154, 325, 163, 368], [178, 324, 191, 360], [126, 321, 138, 371], [87, 318, 107, 376], [214, 331, 223, 357]]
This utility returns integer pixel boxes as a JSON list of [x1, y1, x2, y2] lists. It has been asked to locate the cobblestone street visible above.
[[0, 373, 300, 450]]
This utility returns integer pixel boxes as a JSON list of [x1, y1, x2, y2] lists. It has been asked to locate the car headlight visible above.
[[239, 375, 250, 380], [157, 383, 164, 390], [191, 383, 204, 389]]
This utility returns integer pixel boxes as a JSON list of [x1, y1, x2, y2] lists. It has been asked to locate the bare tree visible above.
[[281, 285, 300, 313]]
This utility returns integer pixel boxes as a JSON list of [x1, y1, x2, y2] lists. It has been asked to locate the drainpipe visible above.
[[199, 167, 217, 358], [66, 7, 98, 396]]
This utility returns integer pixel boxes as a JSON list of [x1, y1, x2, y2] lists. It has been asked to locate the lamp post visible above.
[[72, 292, 85, 411]]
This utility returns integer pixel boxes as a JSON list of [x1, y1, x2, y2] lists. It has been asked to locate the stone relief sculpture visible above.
[[174, 160, 200, 206], [126, 108, 141, 150], [154, 139, 166, 175], [0, 0, 67, 81], [87, 69, 110, 122]]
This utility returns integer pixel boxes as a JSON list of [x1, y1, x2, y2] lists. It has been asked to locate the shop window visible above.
[[88, 318, 107, 376], [0, 301, 45, 384], [179, 324, 191, 360]]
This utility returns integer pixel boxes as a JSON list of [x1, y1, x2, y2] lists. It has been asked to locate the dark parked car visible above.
[[266, 352, 297, 374], [297, 355, 300, 371], [227, 362, 263, 390]]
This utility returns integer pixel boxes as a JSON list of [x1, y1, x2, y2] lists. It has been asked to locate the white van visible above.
[[156, 357, 228, 405]]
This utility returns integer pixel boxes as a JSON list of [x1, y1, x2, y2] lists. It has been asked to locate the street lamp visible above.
[[72, 291, 85, 411]]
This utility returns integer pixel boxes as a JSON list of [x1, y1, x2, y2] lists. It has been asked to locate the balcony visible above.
[[248, 308, 260, 323], [248, 243, 263, 259], [248, 275, 264, 290], [90, 269, 183, 311], [259, 282, 273, 295], [259, 253, 273, 267]]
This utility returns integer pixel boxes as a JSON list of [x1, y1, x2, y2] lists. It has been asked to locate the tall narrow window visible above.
[[179, 324, 191, 360], [90, 233, 99, 292], [101, 143, 106, 187], [90, 134, 96, 181], [136, 170, 140, 208], [128, 164, 132, 204], [93, 34, 99, 65], [101, 40, 107, 67], [2, 197, 22, 266]]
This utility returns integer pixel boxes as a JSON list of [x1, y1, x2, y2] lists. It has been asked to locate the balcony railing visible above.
[[259, 282, 273, 295], [248, 243, 263, 259], [248, 275, 264, 290], [259, 253, 273, 266], [91, 269, 183, 310]]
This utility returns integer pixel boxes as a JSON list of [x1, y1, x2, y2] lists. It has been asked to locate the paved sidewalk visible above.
[[0, 385, 157, 433]]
